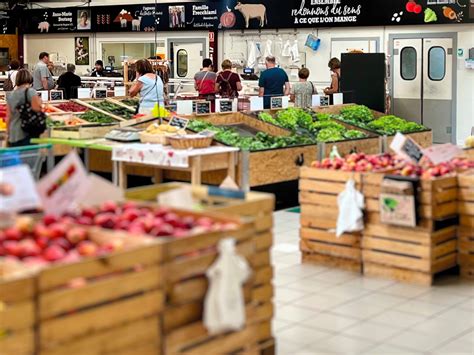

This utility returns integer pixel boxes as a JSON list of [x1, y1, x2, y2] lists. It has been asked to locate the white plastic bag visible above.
[[263, 39, 273, 58], [204, 238, 251, 335], [336, 179, 364, 237]]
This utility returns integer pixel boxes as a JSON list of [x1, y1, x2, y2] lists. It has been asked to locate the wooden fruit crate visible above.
[[362, 174, 459, 285], [299, 167, 363, 272], [0, 263, 36, 355], [458, 172, 474, 279], [36, 230, 163, 355]]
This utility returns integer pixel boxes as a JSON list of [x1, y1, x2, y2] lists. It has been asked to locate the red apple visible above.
[[66, 227, 88, 245], [81, 207, 98, 219], [43, 245, 66, 262], [122, 201, 138, 210], [33, 224, 51, 239], [3, 241, 21, 257], [15, 216, 34, 233], [196, 217, 214, 228], [62, 250, 82, 264], [4, 227, 22, 241], [76, 216, 93, 225], [93, 214, 117, 229], [43, 214, 58, 226], [49, 223, 67, 239], [22, 257, 48, 267], [101, 201, 118, 213], [122, 208, 140, 222], [36, 236, 49, 249], [55, 238, 73, 251], [77, 241, 98, 256], [18, 239, 41, 258]]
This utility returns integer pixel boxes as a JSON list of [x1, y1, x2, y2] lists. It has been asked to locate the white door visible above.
[[392, 37, 454, 143], [173, 43, 204, 80]]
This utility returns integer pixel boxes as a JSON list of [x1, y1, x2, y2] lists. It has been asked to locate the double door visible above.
[[392, 37, 454, 143]]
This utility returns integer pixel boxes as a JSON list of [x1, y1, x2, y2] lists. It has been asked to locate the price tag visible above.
[[0, 165, 42, 213], [114, 86, 126, 97], [176, 100, 193, 115], [169, 116, 189, 130], [270, 96, 289, 110], [312, 95, 321, 107], [320, 96, 330, 107], [422, 144, 463, 165], [333, 93, 344, 105], [216, 99, 235, 113], [78, 88, 91, 99], [49, 90, 64, 101], [195, 101, 211, 115], [390, 133, 424, 163], [166, 102, 178, 113], [249, 96, 264, 111], [94, 88, 107, 99], [37, 90, 49, 101]]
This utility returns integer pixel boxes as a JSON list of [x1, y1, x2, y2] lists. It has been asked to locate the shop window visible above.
[[177, 49, 188, 78], [400, 47, 417, 81], [428, 47, 446, 81]]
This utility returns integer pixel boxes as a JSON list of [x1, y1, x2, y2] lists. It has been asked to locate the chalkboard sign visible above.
[[196, 101, 211, 116], [169, 116, 189, 130], [218, 99, 234, 113], [270, 97, 283, 110], [49, 90, 64, 101], [94, 89, 107, 99], [320, 96, 330, 107], [402, 137, 424, 163], [166, 102, 178, 113]]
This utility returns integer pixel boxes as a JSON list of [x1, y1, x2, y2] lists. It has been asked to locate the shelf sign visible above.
[[390, 133, 424, 163], [114, 86, 126, 97], [94, 88, 107, 99], [249, 97, 264, 111], [216, 99, 236, 113], [78, 88, 91, 99], [195, 101, 211, 116], [169, 116, 189, 130], [37, 91, 49, 101], [320, 96, 330, 107], [49, 90, 64, 101], [270, 96, 289, 110]]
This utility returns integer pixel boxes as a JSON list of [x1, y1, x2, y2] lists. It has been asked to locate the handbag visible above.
[[18, 89, 47, 135]]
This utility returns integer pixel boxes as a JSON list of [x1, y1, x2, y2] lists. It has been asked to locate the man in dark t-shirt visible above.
[[57, 64, 82, 99], [258, 56, 290, 109]]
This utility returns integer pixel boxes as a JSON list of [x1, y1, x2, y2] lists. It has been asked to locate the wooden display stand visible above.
[[458, 172, 474, 279], [299, 167, 363, 272], [362, 175, 459, 285]]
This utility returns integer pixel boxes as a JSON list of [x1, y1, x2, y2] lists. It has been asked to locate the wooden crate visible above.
[[0, 264, 36, 355], [362, 174, 459, 285], [458, 172, 474, 279], [299, 167, 363, 272], [36, 230, 164, 355]]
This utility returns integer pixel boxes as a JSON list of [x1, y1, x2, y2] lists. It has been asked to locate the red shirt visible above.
[[194, 70, 217, 96]]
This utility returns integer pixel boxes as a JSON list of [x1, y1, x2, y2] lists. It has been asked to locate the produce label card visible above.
[[312, 95, 321, 107], [37, 90, 49, 101], [114, 86, 126, 97], [390, 133, 424, 163], [169, 116, 189, 130], [49, 90, 64, 101], [176, 100, 193, 115], [195, 101, 211, 115], [270, 96, 289, 110], [249, 97, 264, 111], [37, 151, 90, 216], [380, 193, 416, 227], [216, 99, 235, 114], [0, 165, 42, 213], [422, 143, 463, 165], [78, 88, 91, 99], [320, 96, 330, 107], [333, 93, 344, 105], [94, 89, 107, 99]]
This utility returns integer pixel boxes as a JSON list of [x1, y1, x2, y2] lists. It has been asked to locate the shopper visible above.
[[57, 64, 82, 99], [324, 58, 341, 95], [290, 68, 316, 108], [194, 58, 217, 102], [216, 59, 242, 99], [258, 56, 290, 109], [7, 69, 44, 147], [91, 60, 105, 77], [4, 59, 20, 91], [33, 52, 54, 91], [129, 59, 164, 115]]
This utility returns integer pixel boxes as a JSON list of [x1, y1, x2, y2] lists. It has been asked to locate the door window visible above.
[[177, 49, 188, 78], [400, 47, 417, 81], [428, 47, 446, 81]]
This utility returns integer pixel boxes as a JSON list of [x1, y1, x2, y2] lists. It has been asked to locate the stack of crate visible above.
[[458, 171, 474, 279], [362, 175, 459, 285], [299, 167, 364, 272]]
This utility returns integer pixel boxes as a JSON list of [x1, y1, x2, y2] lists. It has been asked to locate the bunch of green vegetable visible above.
[[366, 115, 425, 135], [188, 120, 315, 151], [258, 112, 279, 126], [79, 110, 116, 124], [121, 99, 139, 110], [91, 101, 134, 120], [339, 105, 374, 125], [46, 118, 64, 128]]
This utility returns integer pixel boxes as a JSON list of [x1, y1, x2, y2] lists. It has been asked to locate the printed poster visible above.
[[75, 37, 89, 65]]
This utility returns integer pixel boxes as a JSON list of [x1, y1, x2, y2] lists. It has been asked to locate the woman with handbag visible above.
[[6, 69, 46, 147], [129, 59, 165, 115]]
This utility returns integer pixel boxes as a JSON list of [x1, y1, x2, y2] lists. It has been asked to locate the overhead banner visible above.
[[20, 0, 473, 34], [0, 10, 16, 35]]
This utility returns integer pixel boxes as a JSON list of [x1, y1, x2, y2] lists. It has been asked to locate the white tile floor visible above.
[[271, 210, 474, 355]]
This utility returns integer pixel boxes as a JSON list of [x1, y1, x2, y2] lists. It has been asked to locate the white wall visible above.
[[219, 24, 474, 145]]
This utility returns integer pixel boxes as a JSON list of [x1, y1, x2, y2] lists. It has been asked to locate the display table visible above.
[[112, 144, 239, 189]]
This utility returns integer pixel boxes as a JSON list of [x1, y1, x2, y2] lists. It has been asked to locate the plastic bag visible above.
[[305, 34, 321, 51], [336, 179, 364, 237]]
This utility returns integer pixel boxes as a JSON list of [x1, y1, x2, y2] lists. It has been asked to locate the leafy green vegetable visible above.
[[366, 115, 425, 135], [317, 128, 345, 142], [79, 110, 116, 124], [91, 101, 134, 120], [258, 112, 279, 126], [339, 105, 374, 125], [344, 130, 366, 139]]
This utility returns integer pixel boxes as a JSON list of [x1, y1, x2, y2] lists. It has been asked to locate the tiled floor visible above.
[[271, 210, 474, 355]]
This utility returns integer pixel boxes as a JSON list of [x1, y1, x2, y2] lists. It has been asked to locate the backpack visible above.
[[3, 72, 14, 91], [18, 89, 47, 135], [218, 72, 237, 99]]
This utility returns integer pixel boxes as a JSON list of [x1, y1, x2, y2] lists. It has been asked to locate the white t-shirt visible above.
[[8, 70, 18, 89]]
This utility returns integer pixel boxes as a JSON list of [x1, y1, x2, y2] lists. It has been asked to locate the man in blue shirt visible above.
[[258, 56, 290, 109]]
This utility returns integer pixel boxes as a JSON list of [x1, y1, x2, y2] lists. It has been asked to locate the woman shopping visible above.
[[6, 69, 45, 147], [323, 57, 341, 96], [215, 59, 242, 99], [129, 59, 165, 115]]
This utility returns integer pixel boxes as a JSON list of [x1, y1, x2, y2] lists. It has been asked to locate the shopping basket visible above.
[[0, 144, 53, 180]]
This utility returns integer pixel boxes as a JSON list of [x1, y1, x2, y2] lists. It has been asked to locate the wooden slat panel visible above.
[[300, 204, 339, 220], [300, 167, 362, 183], [0, 276, 35, 303], [362, 236, 429, 259], [458, 189, 474, 202], [299, 191, 338, 207], [362, 250, 431, 272], [363, 262, 433, 286], [300, 179, 347, 195], [0, 301, 35, 331], [255, 231, 273, 252], [301, 227, 360, 246], [0, 328, 35, 355], [364, 224, 431, 244], [301, 240, 361, 260]]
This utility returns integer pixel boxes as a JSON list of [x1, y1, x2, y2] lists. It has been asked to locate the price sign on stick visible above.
[[49, 90, 64, 101], [217, 99, 234, 113], [390, 133, 424, 163], [195, 101, 211, 116], [169, 116, 189, 130], [94, 88, 107, 99], [270, 96, 289, 110]]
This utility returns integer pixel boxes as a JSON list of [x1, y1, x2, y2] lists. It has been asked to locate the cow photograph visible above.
[[234, 2, 267, 28]]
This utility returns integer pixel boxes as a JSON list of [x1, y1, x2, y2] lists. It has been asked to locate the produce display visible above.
[[0, 104, 6, 130], [55, 102, 89, 113], [79, 110, 116, 124], [144, 123, 184, 136], [121, 98, 139, 110], [43, 104, 60, 113], [91, 101, 134, 120], [46, 116, 85, 128], [311, 152, 474, 178], [338, 105, 426, 135], [188, 119, 315, 151], [257, 108, 367, 142]]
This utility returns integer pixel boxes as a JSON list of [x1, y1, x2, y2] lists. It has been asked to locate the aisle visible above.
[[272, 211, 474, 355]]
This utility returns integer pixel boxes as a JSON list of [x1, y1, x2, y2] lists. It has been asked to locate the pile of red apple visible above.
[[397, 157, 474, 179], [0, 216, 115, 267], [63, 201, 237, 238], [311, 153, 400, 172]]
